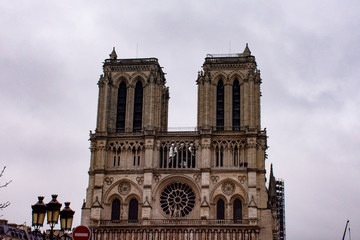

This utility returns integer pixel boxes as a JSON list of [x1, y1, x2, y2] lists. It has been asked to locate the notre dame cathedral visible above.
[[81, 45, 280, 239]]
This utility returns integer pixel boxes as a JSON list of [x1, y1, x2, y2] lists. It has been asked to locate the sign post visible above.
[[72, 225, 91, 240]]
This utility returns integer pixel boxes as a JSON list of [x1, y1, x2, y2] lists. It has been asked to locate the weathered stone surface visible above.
[[81, 46, 277, 239]]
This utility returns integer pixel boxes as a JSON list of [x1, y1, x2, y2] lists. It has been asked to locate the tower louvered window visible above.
[[233, 79, 240, 130], [216, 80, 224, 131], [116, 82, 127, 132], [133, 81, 143, 132]]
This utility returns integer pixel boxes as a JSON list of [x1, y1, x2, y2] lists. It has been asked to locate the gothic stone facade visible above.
[[81, 45, 278, 240]]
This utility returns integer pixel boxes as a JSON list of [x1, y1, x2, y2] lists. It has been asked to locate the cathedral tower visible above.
[[81, 45, 278, 240]]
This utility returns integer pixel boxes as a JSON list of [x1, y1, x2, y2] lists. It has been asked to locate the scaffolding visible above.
[[276, 179, 286, 240]]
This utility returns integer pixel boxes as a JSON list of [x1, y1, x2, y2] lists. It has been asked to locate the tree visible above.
[[0, 166, 12, 209]]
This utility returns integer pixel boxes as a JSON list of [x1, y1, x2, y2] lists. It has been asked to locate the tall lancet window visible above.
[[233, 199, 242, 222], [216, 79, 224, 130], [133, 81, 143, 132], [232, 79, 240, 130], [116, 81, 127, 132], [128, 198, 139, 220], [216, 199, 225, 220], [111, 199, 120, 221]]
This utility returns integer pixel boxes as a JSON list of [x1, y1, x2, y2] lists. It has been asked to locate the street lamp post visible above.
[[32, 195, 75, 240], [60, 202, 75, 239]]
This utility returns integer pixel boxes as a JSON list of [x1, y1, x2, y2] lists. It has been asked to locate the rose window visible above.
[[160, 182, 196, 218]]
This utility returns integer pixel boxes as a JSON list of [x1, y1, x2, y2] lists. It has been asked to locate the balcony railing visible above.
[[96, 219, 258, 227]]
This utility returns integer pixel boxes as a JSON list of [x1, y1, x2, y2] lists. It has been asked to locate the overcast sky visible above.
[[1, 0, 359, 239]]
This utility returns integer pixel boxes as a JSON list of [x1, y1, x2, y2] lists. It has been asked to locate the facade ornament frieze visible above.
[[206, 63, 256, 71]]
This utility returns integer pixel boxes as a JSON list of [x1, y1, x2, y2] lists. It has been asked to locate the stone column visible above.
[[142, 170, 153, 219], [125, 85, 134, 132], [200, 171, 210, 219]]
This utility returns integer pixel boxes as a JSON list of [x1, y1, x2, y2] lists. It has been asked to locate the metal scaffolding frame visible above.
[[276, 179, 286, 240]]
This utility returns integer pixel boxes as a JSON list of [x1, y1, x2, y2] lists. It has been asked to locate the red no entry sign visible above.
[[73, 225, 91, 240]]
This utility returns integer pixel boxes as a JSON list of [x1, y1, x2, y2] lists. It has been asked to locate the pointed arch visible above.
[[210, 179, 248, 204], [228, 71, 245, 84], [212, 72, 227, 85], [113, 73, 131, 86], [130, 72, 147, 85], [116, 81, 127, 132], [133, 81, 143, 132], [104, 179, 143, 204]]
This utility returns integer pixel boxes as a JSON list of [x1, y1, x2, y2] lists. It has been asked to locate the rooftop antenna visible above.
[[229, 41, 231, 54], [342, 219, 351, 240], [136, 43, 138, 58]]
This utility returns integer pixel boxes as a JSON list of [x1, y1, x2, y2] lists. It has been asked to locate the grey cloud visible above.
[[1, 0, 359, 239]]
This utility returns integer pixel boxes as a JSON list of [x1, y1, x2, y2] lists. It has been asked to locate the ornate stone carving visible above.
[[193, 173, 201, 182], [136, 176, 144, 185], [247, 138, 257, 149], [108, 141, 144, 151], [153, 174, 162, 183], [118, 181, 131, 195], [222, 181, 235, 195], [105, 177, 114, 186], [211, 176, 219, 184], [206, 63, 256, 71], [160, 182, 196, 218], [256, 139, 267, 150], [238, 175, 247, 184]]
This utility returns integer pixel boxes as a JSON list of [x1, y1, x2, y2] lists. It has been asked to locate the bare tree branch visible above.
[[0, 166, 12, 188], [0, 166, 11, 209], [0, 201, 10, 209]]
